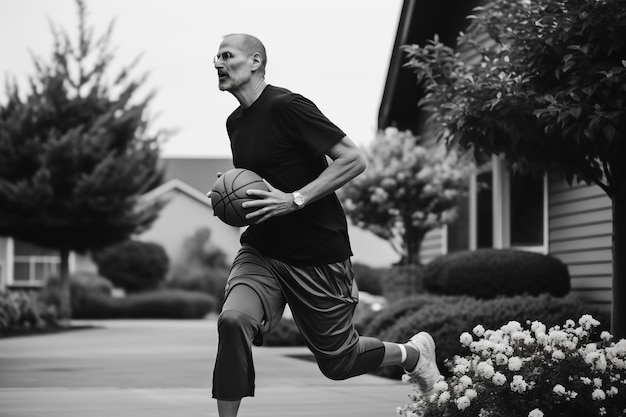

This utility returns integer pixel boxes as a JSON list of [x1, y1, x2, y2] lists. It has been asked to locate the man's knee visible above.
[[316, 356, 353, 381], [218, 310, 258, 339]]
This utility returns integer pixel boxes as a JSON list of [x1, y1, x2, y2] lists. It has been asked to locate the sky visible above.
[[0, 0, 403, 158]]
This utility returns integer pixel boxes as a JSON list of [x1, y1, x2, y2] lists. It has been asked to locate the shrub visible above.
[[263, 318, 307, 346], [423, 249, 571, 298], [39, 272, 114, 317], [167, 263, 229, 309], [0, 291, 60, 334], [72, 288, 217, 319], [357, 294, 455, 337], [92, 240, 169, 293], [167, 228, 231, 310], [399, 316, 626, 417], [382, 264, 426, 303], [367, 294, 609, 380], [352, 262, 384, 295]]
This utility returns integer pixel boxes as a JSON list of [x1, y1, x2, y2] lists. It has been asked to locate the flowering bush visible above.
[[397, 315, 626, 417], [339, 127, 472, 265]]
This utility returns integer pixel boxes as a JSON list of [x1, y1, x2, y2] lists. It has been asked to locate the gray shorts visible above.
[[225, 244, 361, 359]]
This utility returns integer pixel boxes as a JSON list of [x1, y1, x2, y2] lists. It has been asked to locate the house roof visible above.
[[378, 0, 482, 133], [161, 157, 234, 194], [142, 178, 213, 207]]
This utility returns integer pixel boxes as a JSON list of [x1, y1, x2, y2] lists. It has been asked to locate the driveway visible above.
[[0, 319, 412, 417]]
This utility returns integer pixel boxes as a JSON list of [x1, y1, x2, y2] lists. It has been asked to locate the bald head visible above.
[[223, 33, 267, 75]]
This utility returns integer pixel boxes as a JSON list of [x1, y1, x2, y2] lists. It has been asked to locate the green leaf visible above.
[[603, 124, 617, 143]]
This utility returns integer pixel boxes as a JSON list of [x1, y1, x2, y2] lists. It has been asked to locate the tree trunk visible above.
[[612, 187, 626, 339], [57, 247, 72, 322], [406, 228, 428, 266]]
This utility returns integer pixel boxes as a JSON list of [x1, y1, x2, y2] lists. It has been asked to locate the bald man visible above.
[[211, 33, 442, 417]]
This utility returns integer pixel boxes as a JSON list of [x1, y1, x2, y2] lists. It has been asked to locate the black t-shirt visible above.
[[226, 85, 352, 266]]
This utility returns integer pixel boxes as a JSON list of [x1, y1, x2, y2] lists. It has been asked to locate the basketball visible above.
[[209, 168, 268, 227]]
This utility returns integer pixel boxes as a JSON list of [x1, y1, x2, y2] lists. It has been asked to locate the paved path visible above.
[[0, 319, 413, 417]]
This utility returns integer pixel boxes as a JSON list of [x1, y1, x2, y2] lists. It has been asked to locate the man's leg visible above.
[[214, 284, 264, 417], [381, 341, 419, 369]]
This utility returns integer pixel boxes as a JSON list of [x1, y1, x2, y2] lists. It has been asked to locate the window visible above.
[[12, 240, 60, 285], [510, 173, 545, 247], [446, 156, 546, 254]]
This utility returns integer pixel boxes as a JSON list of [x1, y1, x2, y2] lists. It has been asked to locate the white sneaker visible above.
[[405, 332, 443, 398]]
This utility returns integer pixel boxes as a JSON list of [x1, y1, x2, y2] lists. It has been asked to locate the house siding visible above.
[[0, 238, 7, 290], [548, 172, 613, 308], [420, 228, 444, 264]]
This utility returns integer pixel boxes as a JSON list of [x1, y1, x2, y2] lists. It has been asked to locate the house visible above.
[[0, 157, 398, 291], [378, 0, 613, 310]]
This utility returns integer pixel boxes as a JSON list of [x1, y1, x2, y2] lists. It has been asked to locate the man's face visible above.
[[214, 36, 253, 92]]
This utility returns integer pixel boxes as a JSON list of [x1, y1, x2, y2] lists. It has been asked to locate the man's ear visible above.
[[250, 52, 263, 71]]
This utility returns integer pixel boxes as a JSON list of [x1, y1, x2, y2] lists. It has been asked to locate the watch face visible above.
[[293, 192, 304, 206]]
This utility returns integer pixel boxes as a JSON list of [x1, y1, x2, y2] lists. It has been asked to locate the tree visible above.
[[339, 127, 472, 266], [0, 0, 165, 319], [403, 0, 626, 336]]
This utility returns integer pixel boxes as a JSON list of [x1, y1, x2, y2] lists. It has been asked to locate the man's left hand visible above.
[[242, 180, 298, 224]]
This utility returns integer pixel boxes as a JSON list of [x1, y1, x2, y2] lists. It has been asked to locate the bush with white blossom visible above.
[[397, 315, 626, 417], [339, 127, 472, 265]]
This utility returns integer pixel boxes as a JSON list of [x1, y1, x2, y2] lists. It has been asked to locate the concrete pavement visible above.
[[0, 319, 413, 417]]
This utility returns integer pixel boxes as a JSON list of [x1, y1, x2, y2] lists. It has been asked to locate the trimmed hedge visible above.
[[356, 294, 459, 337], [366, 294, 610, 380], [263, 318, 307, 346], [382, 264, 426, 303], [423, 249, 571, 298], [93, 240, 170, 293], [352, 262, 384, 295], [72, 289, 217, 319]]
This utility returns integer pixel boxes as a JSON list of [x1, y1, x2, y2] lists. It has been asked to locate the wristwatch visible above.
[[292, 191, 305, 209]]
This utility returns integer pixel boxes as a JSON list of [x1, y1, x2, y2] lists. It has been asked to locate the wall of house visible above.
[[420, 228, 444, 264], [0, 238, 7, 290], [548, 172, 613, 309], [139, 189, 242, 266]]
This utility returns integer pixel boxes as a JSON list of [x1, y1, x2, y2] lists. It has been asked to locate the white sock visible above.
[[398, 343, 407, 364]]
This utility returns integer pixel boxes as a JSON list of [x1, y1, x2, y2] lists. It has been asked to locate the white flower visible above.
[[510, 375, 528, 393], [528, 409, 544, 417], [594, 378, 603, 388], [581, 377, 592, 385], [601, 331, 612, 342], [508, 357, 523, 371], [607, 386, 618, 397], [433, 380, 448, 392], [502, 321, 523, 334], [459, 375, 473, 388], [495, 353, 509, 366], [438, 391, 451, 404], [473, 324, 485, 337], [553, 384, 566, 395], [465, 388, 478, 400], [552, 349, 565, 361], [492, 372, 507, 386], [548, 330, 568, 345], [460, 332, 473, 347], [455, 396, 471, 410], [592, 388, 606, 400], [579, 314, 600, 330], [476, 361, 495, 379]]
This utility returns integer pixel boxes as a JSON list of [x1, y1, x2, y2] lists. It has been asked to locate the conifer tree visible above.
[[0, 0, 165, 318]]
